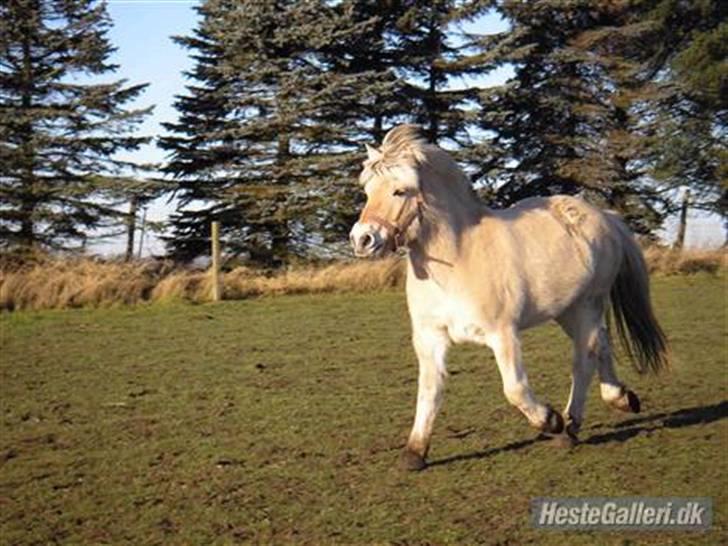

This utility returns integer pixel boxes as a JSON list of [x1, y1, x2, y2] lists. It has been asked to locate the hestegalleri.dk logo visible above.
[[531, 497, 712, 530]]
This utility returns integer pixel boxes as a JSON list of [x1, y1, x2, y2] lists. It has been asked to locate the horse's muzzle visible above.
[[350, 222, 387, 258]]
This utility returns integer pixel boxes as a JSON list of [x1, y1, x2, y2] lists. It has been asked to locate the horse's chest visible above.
[[444, 304, 494, 345], [410, 289, 494, 346]]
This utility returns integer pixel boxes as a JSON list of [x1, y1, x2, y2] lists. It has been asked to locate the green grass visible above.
[[1, 274, 726, 545]]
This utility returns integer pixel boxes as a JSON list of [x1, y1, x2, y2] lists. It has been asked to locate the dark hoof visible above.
[[540, 405, 565, 434], [626, 390, 641, 413], [612, 389, 641, 414], [400, 449, 427, 471]]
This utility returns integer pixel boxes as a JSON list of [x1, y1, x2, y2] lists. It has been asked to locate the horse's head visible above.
[[350, 135, 425, 258]]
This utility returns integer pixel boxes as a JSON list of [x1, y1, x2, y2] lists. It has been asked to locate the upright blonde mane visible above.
[[380, 125, 429, 165], [364, 125, 476, 208]]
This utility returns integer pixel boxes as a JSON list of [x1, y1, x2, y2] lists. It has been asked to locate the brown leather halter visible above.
[[360, 193, 424, 250]]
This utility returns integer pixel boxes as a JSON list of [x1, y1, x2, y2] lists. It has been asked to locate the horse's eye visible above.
[[393, 189, 407, 197]]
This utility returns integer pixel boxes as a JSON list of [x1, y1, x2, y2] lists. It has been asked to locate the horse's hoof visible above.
[[626, 390, 641, 413], [611, 389, 641, 414], [540, 405, 565, 434], [400, 449, 427, 471]]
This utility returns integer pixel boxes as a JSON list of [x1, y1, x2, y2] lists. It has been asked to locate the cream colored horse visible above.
[[350, 125, 668, 471]]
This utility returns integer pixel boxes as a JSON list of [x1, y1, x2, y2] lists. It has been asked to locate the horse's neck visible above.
[[409, 191, 486, 278]]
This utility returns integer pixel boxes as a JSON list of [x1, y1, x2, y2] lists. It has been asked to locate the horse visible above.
[[349, 124, 668, 471]]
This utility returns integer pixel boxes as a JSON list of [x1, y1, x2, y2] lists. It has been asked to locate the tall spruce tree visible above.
[[388, 0, 497, 171], [475, 3, 659, 229], [161, 0, 376, 263], [620, 0, 726, 221], [298, 0, 408, 248], [162, 0, 403, 263], [479, 0, 725, 236], [0, 0, 151, 250], [567, 0, 727, 233]]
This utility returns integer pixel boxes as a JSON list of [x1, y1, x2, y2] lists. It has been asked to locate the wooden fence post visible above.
[[125, 194, 138, 262], [211, 221, 222, 302], [136, 206, 147, 259], [674, 189, 690, 250]]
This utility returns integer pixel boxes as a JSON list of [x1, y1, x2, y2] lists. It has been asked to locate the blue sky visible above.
[[98, 0, 198, 254], [106, 0, 199, 167], [95, 1, 722, 254]]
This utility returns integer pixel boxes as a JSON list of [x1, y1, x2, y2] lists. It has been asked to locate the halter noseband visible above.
[[361, 193, 424, 250]]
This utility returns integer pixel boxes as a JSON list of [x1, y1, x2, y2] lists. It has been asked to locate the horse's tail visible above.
[[609, 216, 669, 374]]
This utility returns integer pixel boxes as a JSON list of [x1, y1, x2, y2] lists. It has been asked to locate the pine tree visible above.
[[568, 0, 727, 230], [289, 0, 410, 251], [161, 0, 358, 264], [161, 0, 404, 263], [162, 0, 502, 264], [621, 0, 727, 221], [474, 3, 666, 233], [0, 0, 151, 250], [479, 0, 726, 236], [388, 0, 497, 171]]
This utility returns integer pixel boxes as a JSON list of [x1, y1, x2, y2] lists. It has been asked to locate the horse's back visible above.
[[488, 195, 623, 325], [503, 195, 620, 257]]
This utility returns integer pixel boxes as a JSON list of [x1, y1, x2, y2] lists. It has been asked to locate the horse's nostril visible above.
[[361, 233, 377, 248]]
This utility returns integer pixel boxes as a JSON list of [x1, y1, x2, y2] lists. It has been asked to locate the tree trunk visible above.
[[272, 128, 290, 265], [373, 112, 383, 143], [18, 199, 35, 248], [674, 189, 690, 249], [125, 195, 139, 261], [137, 207, 147, 259], [426, 15, 440, 143], [277, 133, 290, 162], [19, 25, 35, 248]]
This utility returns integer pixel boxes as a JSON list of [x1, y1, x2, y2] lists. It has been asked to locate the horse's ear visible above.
[[365, 143, 382, 162]]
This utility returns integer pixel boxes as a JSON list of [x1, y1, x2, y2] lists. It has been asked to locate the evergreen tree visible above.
[[162, 0, 504, 263], [479, 0, 725, 236], [475, 2, 662, 233], [300, 0, 408, 248], [570, 0, 727, 229], [162, 0, 404, 263], [0, 0, 151, 250], [388, 0, 497, 171], [621, 0, 726, 220], [161, 0, 369, 263]]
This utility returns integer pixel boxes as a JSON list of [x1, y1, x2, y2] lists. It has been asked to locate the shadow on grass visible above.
[[582, 399, 728, 446], [426, 435, 550, 468], [427, 400, 728, 468]]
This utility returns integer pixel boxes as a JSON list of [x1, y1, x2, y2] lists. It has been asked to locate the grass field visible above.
[[1, 274, 726, 545]]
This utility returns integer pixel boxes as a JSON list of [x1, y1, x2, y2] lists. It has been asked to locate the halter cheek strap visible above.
[[361, 193, 424, 250]]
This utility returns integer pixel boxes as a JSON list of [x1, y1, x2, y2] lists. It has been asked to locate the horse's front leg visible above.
[[489, 328, 564, 434], [402, 325, 450, 471]]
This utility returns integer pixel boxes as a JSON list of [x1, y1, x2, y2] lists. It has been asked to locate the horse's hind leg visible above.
[[557, 301, 603, 444], [596, 333, 641, 414], [489, 328, 564, 435], [559, 300, 640, 437]]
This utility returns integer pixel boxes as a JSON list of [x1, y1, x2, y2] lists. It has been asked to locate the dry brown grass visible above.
[[0, 255, 174, 311], [150, 258, 406, 302], [0, 255, 406, 311], [643, 246, 728, 275], [0, 247, 723, 311]]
